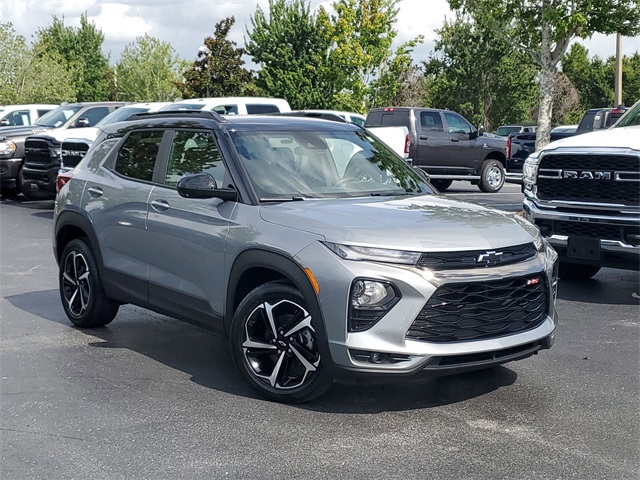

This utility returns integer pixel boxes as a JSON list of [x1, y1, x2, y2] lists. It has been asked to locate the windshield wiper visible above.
[[260, 196, 306, 203], [370, 191, 411, 196]]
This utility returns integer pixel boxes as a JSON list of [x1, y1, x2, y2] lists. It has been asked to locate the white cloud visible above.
[[1, 0, 637, 67]]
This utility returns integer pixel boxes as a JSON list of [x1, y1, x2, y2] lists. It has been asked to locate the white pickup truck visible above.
[[0, 104, 58, 127], [366, 126, 410, 160]]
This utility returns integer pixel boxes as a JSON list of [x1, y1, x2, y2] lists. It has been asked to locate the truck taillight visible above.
[[506, 135, 512, 159], [404, 134, 410, 155], [384, 107, 394, 112]]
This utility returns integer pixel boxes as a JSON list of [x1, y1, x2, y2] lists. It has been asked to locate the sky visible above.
[[1, 0, 639, 69]]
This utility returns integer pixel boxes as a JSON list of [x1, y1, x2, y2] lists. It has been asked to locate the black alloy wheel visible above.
[[230, 281, 332, 403]]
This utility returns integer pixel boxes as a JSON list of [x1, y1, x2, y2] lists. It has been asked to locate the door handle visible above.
[[150, 199, 170, 212], [450, 138, 459, 143], [419, 135, 429, 140], [87, 187, 103, 197]]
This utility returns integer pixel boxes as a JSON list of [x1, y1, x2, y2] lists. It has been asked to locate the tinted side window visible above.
[[4, 110, 30, 125], [246, 104, 280, 114], [114, 130, 164, 182], [78, 107, 110, 127], [212, 104, 239, 115], [578, 112, 596, 132], [444, 113, 471, 134], [350, 116, 365, 127], [365, 111, 411, 128], [420, 112, 444, 132], [165, 131, 228, 187]]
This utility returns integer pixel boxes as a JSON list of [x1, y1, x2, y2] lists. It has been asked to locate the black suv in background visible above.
[[365, 107, 508, 192]]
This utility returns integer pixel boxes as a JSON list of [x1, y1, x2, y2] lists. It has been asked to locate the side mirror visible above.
[[478, 125, 485, 136], [177, 172, 237, 201], [74, 117, 90, 128], [0, 118, 10, 126]]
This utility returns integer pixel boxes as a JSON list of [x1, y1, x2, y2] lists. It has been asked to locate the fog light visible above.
[[369, 352, 387, 363], [349, 279, 400, 332]]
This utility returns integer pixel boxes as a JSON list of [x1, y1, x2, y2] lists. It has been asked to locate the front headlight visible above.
[[0, 140, 16, 157], [323, 242, 421, 265], [522, 153, 540, 185]]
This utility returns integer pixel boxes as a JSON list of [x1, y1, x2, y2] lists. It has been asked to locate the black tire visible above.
[[558, 262, 601, 280], [430, 179, 453, 192], [0, 168, 23, 198], [59, 238, 119, 328], [230, 281, 332, 403], [478, 159, 505, 193]]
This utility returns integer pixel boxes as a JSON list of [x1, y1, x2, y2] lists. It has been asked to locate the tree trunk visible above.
[[536, 0, 554, 151]]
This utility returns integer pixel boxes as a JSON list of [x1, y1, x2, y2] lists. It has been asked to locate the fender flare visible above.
[[54, 210, 103, 268]]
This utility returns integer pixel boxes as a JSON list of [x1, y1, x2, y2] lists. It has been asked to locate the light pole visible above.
[[198, 45, 211, 97]]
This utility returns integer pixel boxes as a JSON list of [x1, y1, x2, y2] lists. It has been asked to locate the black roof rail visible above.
[[268, 111, 349, 123], [126, 110, 227, 122]]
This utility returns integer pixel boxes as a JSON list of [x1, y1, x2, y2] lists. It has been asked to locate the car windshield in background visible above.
[[613, 101, 640, 128], [161, 103, 205, 111], [35, 106, 83, 127], [95, 107, 150, 126], [496, 126, 522, 136], [231, 129, 433, 201]]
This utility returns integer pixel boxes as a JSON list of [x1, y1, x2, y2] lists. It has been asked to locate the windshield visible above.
[[95, 107, 149, 126], [161, 103, 205, 111], [230, 128, 433, 201], [35, 106, 82, 128], [613, 101, 640, 128]]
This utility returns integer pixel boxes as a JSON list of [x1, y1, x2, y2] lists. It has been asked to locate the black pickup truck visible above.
[[365, 107, 507, 192], [506, 106, 627, 184]]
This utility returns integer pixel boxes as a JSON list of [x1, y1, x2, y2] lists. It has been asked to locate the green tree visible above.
[[450, 0, 640, 149], [423, 13, 537, 130], [33, 13, 110, 102], [179, 17, 254, 99], [246, 0, 334, 109], [326, 0, 401, 112], [562, 43, 614, 109], [115, 34, 186, 102], [621, 52, 640, 106], [0, 22, 75, 104]]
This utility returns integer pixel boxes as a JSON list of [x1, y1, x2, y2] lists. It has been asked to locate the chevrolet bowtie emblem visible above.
[[477, 251, 503, 265]]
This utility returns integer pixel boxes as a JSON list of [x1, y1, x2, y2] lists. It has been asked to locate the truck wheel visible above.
[[479, 159, 505, 193], [558, 262, 601, 280], [230, 281, 332, 403], [1, 168, 23, 198], [59, 238, 119, 327], [430, 179, 453, 192]]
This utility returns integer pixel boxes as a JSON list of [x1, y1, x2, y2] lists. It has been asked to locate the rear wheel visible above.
[[0, 168, 23, 198], [558, 262, 601, 280], [230, 281, 332, 403], [430, 179, 453, 192], [479, 159, 505, 193], [59, 238, 119, 327]]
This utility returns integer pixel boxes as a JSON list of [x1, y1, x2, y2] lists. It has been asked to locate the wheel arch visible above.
[[54, 210, 103, 269], [483, 149, 507, 167], [225, 248, 329, 348]]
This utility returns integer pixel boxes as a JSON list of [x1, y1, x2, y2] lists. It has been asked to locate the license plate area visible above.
[[567, 236, 601, 260]]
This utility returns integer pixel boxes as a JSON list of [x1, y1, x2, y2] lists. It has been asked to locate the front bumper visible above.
[[296, 242, 558, 379], [0, 157, 22, 188], [523, 197, 640, 270], [21, 165, 57, 198]]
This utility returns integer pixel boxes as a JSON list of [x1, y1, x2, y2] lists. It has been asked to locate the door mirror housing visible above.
[[0, 118, 10, 126], [177, 173, 237, 201], [74, 117, 90, 128], [478, 125, 485, 136]]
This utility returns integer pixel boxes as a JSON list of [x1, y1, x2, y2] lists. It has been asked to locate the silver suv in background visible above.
[[54, 111, 558, 402]]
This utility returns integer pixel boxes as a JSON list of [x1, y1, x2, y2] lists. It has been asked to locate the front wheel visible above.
[[479, 159, 505, 193], [430, 179, 453, 192], [230, 281, 332, 403], [59, 238, 119, 327], [558, 262, 601, 280]]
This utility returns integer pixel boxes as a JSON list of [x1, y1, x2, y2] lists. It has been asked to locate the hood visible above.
[[260, 195, 534, 251], [48, 127, 99, 143], [0, 125, 50, 139], [482, 134, 507, 148], [544, 125, 640, 151]]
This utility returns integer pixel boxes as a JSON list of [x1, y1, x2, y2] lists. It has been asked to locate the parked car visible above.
[[495, 123, 537, 137], [0, 102, 127, 198], [54, 110, 558, 403], [522, 99, 639, 279], [0, 104, 59, 127], [365, 107, 508, 192], [302, 109, 366, 126], [161, 97, 291, 115], [506, 106, 628, 184], [550, 124, 578, 134]]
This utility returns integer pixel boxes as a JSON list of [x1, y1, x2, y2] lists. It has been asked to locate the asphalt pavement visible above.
[[1, 194, 638, 479]]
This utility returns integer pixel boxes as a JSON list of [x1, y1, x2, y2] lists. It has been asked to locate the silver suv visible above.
[[54, 111, 558, 403]]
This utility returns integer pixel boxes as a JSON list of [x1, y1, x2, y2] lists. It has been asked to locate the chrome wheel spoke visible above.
[[284, 313, 313, 337], [243, 338, 277, 350], [63, 271, 75, 286], [267, 352, 287, 387], [290, 344, 319, 374], [263, 302, 279, 338], [67, 288, 79, 310]]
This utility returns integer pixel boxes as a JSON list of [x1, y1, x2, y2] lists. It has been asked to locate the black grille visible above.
[[24, 138, 53, 167], [407, 275, 549, 343], [61, 142, 90, 168], [537, 153, 640, 206], [537, 219, 640, 244], [418, 243, 537, 269]]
